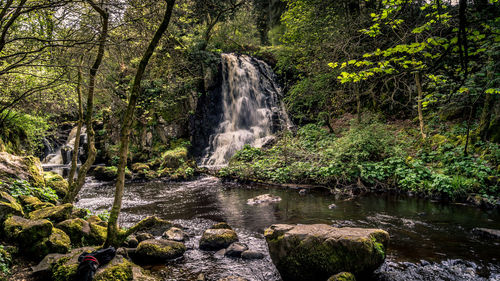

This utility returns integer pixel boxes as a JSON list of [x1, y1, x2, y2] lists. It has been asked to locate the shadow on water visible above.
[[76, 176, 500, 281]]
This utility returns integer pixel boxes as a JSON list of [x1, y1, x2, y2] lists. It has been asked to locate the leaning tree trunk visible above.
[[415, 72, 426, 139], [64, 1, 108, 203], [105, 0, 176, 248], [68, 56, 84, 187]]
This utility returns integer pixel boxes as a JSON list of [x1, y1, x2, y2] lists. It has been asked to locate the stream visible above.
[[76, 176, 500, 281]]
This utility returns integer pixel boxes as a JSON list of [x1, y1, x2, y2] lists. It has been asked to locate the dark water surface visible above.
[[76, 176, 500, 281]]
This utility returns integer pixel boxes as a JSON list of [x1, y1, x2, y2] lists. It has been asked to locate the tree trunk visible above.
[[67, 56, 84, 188], [64, 1, 108, 203], [105, 0, 175, 248], [415, 72, 426, 139]]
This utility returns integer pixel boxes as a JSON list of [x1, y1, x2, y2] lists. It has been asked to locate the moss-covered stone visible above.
[[129, 216, 173, 236], [43, 172, 69, 198], [57, 218, 90, 246], [0, 152, 45, 187], [161, 147, 188, 170], [19, 195, 54, 211], [199, 228, 238, 250], [264, 224, 389, 281], [135, 239, 186, 262], [71, 208, 89, 219], [0, 191, 24, 222], [4, 215, 53, 244], [28, 228, 71, 260], [89, 222, 107, 245], [94, 255, 158, 281], [93, 166, 118, 181], [29, 203, 73, 223], [48, 228, 71, 253], [51, 256, 78, 281], [131, 163, 150, 173], [327, 272, 356, 281], [211, 222, 232, 230]]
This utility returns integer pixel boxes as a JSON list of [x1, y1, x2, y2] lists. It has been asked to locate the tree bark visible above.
[[68, 56, 84, 188], [415, 72, 426, 139], [105, 0, 176, 248], [64, 0, 108, 203]]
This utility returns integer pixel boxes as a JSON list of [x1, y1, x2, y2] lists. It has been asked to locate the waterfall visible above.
[[43, 126, 87, 166], [199, 53, 292, 167]]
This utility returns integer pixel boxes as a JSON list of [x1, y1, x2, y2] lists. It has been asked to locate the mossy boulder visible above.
[[32, 246, 96, 278], [129, 216, 173, 236], [131, 163, 150, 173], [93, 166, 118, 181], [135, 239, 186, 263], [43, 172, 69, 198], [94, 255, 158, 281], [161, 147, 188, 169], [19, 195, 54, 211], [0, 152, 44, 187], [211, 222, 232, 230], [264, 224, 389, 281], [4, 215, 53, 244], [199, 228, 238, 250], [328, 272, 356, 281], [0, 191, 24, 222], [29, 203, 73, 223], [162, 227, 188, 242], [56, 218, 105, 246], [29, 228, 72, 260], [47, 228, 72, 254], [93, 166, 132, 181]]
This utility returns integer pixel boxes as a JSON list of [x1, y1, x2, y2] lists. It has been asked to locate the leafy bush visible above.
[[0, 110, 50, 154], [221, 118, 499, 199], [3, 180, 58, 203]]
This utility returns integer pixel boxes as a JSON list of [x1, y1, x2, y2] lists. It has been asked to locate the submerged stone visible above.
[[225, 242, 248, 258], [135, 239, 186, 262], [162, 227, 188, 242], [472, 228, 500, 240], [199, 229, 238, 250], [211, 222, 232, 230], [264, 224, 389, 281], [241, 250, 264, 260], [246, 194, 281, 205]]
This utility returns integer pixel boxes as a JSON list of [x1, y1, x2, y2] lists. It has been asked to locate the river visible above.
[[76, 176, 500, 281]]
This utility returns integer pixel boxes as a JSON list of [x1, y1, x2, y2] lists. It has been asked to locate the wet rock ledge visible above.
[[264, 224, 389, 281]]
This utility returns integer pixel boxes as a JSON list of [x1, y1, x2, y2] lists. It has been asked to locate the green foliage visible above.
[[97, 210, 110, 222], [0, 111, 50, 155], [222, 120, 499, 199], [0, 245, 11, 279], [2, 180, 58, 203]]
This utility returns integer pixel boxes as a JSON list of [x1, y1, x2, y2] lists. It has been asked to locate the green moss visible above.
[[136, 239, 186, 261], [211, 222, 232, 230], [89, 223, 107, 245], [4, 215, 53, 244], [43, 172, 68, 198], [94, 258, 133, 281], [51, 257, 78, 281], [131, 163, 150, 173], [56, 218, 88, 246], [23, 156, 45, 187], [48, 228, 71, 253], [161, 147, 188, 169], [327, 272, 356, 281], [29, 203, 73, 222], [0, 192, 24, 222]]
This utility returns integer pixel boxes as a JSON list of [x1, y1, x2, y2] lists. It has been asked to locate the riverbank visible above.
[[218, 116, 500, 209]]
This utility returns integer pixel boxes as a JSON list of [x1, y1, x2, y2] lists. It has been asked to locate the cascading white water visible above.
[[200, 54, 291, 167], [43, 126, 86, 165]]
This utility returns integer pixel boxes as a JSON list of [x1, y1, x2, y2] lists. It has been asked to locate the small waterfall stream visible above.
[[42, 126, 87, 175], [199, 54, 292, 167]]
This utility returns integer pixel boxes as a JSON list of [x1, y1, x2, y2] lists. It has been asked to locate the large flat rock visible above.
[[264, 224, 389, 281]]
